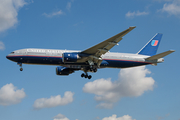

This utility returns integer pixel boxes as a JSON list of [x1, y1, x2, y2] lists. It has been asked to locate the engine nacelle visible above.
[[56, 66, 74, 75], [62, 53, 80, 63]]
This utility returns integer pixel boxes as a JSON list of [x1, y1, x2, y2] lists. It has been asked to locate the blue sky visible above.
[[0, 0, 179, 120]]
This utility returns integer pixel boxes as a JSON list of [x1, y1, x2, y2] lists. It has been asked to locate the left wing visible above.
[[80, 26, 136, 66]]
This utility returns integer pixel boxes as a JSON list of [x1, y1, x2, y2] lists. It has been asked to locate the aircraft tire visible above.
[[20, 68, 23, 71], [93, 68, 97, 72], [88, 75, 92, 79], [81, 73, 85, 77], [85, 74, 88, 78]]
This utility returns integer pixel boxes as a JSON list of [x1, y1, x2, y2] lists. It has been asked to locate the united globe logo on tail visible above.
[[151, 40, 158, 46]]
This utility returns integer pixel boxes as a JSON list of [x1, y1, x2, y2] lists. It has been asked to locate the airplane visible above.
[[6, 26, 175, 79]]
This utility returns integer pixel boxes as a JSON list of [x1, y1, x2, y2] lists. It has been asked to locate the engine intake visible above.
[[56, 66, 74, 75], [62, 53, 80, 63]]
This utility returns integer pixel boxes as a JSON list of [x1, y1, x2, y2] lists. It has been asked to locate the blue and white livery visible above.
[[6, 27, 175, 79]]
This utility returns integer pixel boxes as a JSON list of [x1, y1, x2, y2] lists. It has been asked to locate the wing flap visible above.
[[146, 50, 175, 60], [94, 38, 122, 57]]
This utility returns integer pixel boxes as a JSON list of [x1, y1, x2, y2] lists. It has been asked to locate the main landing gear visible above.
[[90, 67, 97, 73], [81, 66, 98, 79], [17, 62, 23, 71], [81, 73, 92, 79]]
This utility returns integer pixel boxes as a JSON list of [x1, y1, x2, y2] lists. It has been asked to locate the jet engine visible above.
[[62, 53, 80, 63], [56, 66, 74, 75]]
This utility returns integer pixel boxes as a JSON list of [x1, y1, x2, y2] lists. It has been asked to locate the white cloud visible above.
[[96, 102, 113, 109], [43, 10, 64, 18], [33, 91, 74, 110], [66, 2, 72, 11], [66, 0, 74, 11], [0, 83, 26, 106], [43, 0, 74, 18], [157, 113, 170, 120], [83, 66, 155, 109], [154, 0, 173, 2], [102, 114, 136, 120], [94, 117, 101, 120], [160, 0, 180, 16], [126, 11, 149, 18], [0, 0, 26, 32], [53, 113, 69, 120], [0, 41, 5, 50]]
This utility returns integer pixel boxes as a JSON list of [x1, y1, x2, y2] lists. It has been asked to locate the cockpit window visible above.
[[11, 52, 15, 54]]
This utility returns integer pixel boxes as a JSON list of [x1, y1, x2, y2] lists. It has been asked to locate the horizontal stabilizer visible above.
[[146, 50, 175, 60]]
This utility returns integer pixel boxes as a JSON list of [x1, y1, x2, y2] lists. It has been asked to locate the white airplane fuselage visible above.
[[6, 48, 163, 69]]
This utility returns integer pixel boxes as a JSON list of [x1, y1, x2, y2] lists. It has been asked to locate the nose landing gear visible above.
[[17, 62, 23, 71], [20, 68, 23, 71]]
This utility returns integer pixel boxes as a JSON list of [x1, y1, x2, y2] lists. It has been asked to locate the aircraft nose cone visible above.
[[6, 54, 18, 62], [6, 55, 10, 59], [6, 55, 12, 60]]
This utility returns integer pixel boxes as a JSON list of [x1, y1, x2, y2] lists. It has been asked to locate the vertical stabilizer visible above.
[[137, 33, 163, 56]]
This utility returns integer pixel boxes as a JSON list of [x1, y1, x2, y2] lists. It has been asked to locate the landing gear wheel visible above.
[[81, 73, 85, 77], [93, 68, 97, 72], [18, 62, 23, 71], [90, 68, 93, 72], [81, 73, 92, 79], [85, 74, 88, 78], [88, 75, 92, 79]]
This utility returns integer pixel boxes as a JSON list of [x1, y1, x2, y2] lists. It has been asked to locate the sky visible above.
[[0, 0, 180, 120]]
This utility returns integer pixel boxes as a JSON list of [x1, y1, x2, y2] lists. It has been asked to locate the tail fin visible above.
[[137, 33, 163, 56]]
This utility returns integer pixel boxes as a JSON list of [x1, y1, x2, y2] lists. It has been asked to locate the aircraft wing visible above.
[[81, 26, 136, 56], [80, 26, 136, 66]]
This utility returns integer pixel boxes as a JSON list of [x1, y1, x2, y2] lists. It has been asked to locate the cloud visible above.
[[43, 0, 74, 18], [96, 102, 113, 109], [66, 2, 72, 11], [160, 0, 180, 16], [0, 41, 5, 50], [33, 91, 74, 110], [126, 10, 149, 18], [157, 113, 170, 120], [0, 83, 26, 106], [43, 10, 64, 18], [0, 0, 26, 32], [83, 66, 155, 109], [66, 0, 74, 11], [93, 116, 101, 120], [154, 0, 174, 2], [102, 114, 136, 120], [53, 113, 69, 120]]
